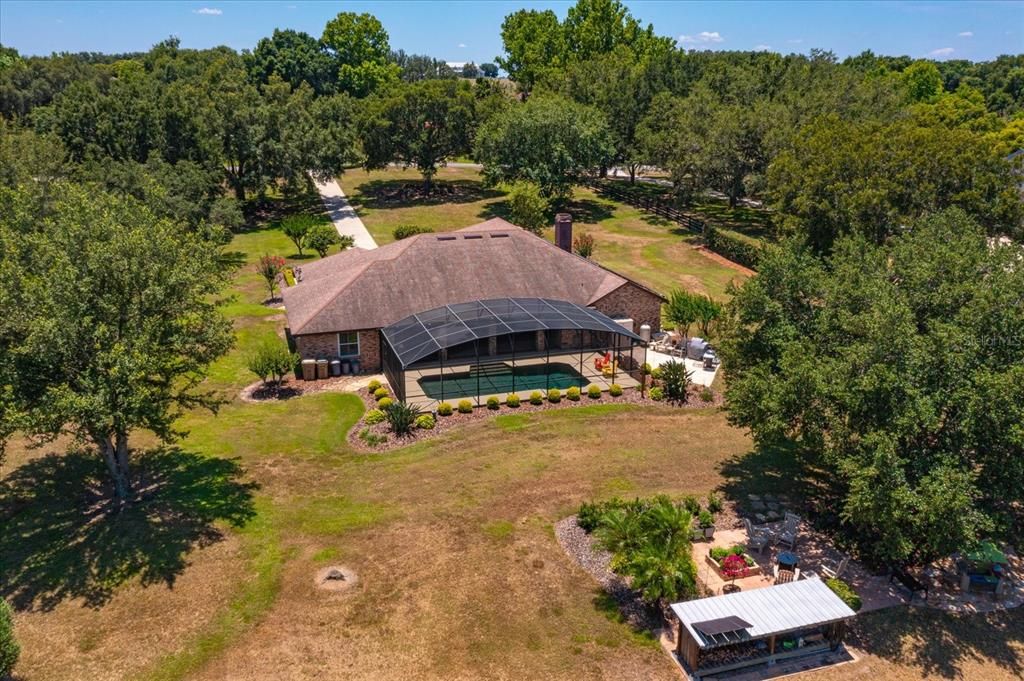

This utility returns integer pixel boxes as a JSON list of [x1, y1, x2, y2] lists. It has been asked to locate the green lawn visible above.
[[339, 168, 748, 300]]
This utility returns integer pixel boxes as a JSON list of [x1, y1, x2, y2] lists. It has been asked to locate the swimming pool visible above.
[[416, 362, 586, 400]]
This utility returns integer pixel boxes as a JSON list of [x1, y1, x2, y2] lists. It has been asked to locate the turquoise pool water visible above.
[[417, 362, 585, 400]]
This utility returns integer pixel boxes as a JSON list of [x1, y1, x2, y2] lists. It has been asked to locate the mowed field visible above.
[[2, 187, 1022, 681], [339, 167, 749, 300]]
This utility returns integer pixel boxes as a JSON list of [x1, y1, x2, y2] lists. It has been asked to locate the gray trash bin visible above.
[[330, 360, 341, 377], [316, 359, 328, 379], [301, 359, 317, 381]]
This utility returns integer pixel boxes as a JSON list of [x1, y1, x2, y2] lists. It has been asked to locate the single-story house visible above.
[[282, 216, 666, 404]]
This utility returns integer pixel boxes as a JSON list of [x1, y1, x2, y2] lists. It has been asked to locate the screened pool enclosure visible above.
[[380, 298, 648, 407]]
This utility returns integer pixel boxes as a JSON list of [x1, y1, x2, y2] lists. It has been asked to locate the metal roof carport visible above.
[[670, 579, 857, 679]]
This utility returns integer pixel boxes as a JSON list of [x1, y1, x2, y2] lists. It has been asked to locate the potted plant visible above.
[[721, 553, 746, 593], [699, 510, 715, 539]]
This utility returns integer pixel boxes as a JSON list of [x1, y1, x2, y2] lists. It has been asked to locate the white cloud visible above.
[[957, 31, 973, 37], [754, 44, 772, 51], [446, 61, 466, 69], [193, 7, 222, 15], [458, 43, 467, 48], [679, 31, 724, 44], [927, 47, 955, 58]]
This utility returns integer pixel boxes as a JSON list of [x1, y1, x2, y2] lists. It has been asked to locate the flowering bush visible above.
[[256, 254, 286, 299]]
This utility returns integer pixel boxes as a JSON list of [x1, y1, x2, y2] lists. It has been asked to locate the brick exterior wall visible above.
[[294, 329, 381, 373], [591, 283, 663, 334]]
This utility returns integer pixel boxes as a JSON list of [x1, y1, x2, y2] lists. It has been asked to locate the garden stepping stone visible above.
[[754, 513, 768, 524], [751, 501, 767, 511], [747, 494, 761, 502], [766, 502, 780, 511]]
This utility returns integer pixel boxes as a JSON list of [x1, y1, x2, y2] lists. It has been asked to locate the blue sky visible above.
[[1, 1, 1022, 64]]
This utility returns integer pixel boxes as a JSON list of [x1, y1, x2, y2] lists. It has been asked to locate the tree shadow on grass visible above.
[[350, 179, 504, 210], [560, 198, 615, 224], [716, 442, 843, 526], [849, 607, 1024, 679], [0, 446, 257, 612]]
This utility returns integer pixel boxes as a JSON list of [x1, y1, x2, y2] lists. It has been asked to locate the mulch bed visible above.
[[346, 382, 723, 453], [239, 375, 364, 403], [554, 515, 666, 632]]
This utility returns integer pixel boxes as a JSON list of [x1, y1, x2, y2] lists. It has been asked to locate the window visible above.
[[338, 332, 360, 357]]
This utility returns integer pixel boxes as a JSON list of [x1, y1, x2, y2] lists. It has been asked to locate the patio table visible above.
[[777, 551, 799, 571]]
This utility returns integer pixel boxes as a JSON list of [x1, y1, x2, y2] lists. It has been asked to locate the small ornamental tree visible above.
[[721, 553, 747, 587], [281, 214, 317, 256], [0, 598, 18, 679], [663, 289, 699, 338], [256, 254, 286, 300], [507, 181, 549, 234], [573, 232, 595, 258], [305, 223, 342, 257]]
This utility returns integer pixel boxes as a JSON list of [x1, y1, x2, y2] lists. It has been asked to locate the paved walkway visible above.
[[314, 178, 377, 250]]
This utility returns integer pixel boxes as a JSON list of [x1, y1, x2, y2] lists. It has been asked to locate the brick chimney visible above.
[[554, 213, 573, 252]]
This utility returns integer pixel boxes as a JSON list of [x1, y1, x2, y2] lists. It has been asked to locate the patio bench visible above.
[[890, 567, 928, 603]]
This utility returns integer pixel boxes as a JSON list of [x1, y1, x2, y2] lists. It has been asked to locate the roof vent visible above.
[[489, 233, 509, 238], [463, 234, 483, 240], [437, 235, 457, 241]]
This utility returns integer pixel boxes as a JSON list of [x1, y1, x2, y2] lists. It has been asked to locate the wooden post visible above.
[[769, 634, 776, 656], [676, 621, 683, 655]]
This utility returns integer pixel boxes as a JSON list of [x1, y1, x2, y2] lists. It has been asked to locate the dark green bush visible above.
[[704, 224, 762, 270], [706, 492, 724, 514], [700, 387, 715, 402], [826, 578, 863, 612], [506, 393, 521, 408], [609, 383, 623, 397], [457, 399, 473, 413], [698, 510, 715, 528], [437, 401, 453, 416], [587, 384, 601, 399], [0, 598, 18, 679], [393, 224, 433, 240], [486, 395, 500, 410], [682, 495, 700, 515], [547, 388, 561, 403], [384, 401, 421, 434], [660, 360, 691, 401], [566, 386, 581, 401], [577, 502, 604, 532], [529, 391, 544, 405]]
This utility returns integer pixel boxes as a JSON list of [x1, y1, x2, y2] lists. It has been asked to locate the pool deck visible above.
[[401, 351, 642, 408]]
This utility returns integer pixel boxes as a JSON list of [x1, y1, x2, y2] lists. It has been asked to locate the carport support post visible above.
[[475, 340, 480, 407], [676, 621, 683, 656], [545, 336, 550, 392], [440, 348, 445, 402], [578, 331, 585, 390], [641, 341, 647, 398], [511, 334, 516, 394]]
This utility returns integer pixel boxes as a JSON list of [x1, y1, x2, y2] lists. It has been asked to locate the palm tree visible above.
[[622, 542, 698, 604], [595, 508, 643, 556]]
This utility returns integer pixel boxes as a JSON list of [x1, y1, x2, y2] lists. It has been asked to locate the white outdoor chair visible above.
[[742, 518, 770, 555], [821, 556, 849, 580], [774, 513, 800, 550]]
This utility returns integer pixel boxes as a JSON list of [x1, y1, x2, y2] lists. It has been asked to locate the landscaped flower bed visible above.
[[706, 545, 761, 579]]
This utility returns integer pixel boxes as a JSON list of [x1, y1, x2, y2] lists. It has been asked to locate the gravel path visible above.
[[555, 516, 663, 631]]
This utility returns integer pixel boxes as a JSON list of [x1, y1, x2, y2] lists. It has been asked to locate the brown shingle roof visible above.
[[283, 218, 660, 335]]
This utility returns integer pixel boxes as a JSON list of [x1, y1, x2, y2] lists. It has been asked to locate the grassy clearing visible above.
[[4, 183, 1019, 681]]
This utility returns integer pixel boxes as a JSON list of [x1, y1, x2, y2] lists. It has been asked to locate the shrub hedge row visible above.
[[704, 224, 762, 270]]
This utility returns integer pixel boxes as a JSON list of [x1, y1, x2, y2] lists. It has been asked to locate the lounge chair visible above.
[[821, 556, 849, 580], [742, 518, 770, 555]]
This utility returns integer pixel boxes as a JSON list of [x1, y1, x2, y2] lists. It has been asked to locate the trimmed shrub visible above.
[[700, 387, 715, 403], [0, 598, 18, 679], [698, 510, 715, 528], [246, 339, 298, 385], [704, 224, 762, 270], [415, 413, 436, 430], [566, 386, 581, 401], [609, 383, 623, 397], [364, 408, 386, 425], [577, 501, 603, 532], [393, 224, 433, 240], [486, 395, 500, 410], [587, 384, 601, 399], [384, 401, 421, 434], [641, 362, 652, 375], [651, 366, 663, 380], [374, 387, 389, 400], [367, 378, 382, 393], [706, 492, 724, 514], [682, 494, 701, 515], [437, 401, 454, 416], [529, 391, 544, 405], [457, 399, 474, 413], [649, 386, 664, 401], [547, 388, 561, 403], [377, 397, 394, 410], [826, 578, 863, 612], [506, 393, 521, 408]]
